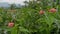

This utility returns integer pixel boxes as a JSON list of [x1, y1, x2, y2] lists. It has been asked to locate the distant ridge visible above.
[[0, 2, 10, 7], [0, 2, 21, 8]]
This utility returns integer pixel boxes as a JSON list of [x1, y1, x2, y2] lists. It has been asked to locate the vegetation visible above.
[[0, 0, 60, 34]]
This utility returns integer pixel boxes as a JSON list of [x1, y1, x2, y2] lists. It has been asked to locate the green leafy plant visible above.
[[0, 0, 60, 34]]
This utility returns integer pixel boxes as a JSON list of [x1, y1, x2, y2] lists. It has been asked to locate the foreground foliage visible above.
[[0, 0, 60, 34]]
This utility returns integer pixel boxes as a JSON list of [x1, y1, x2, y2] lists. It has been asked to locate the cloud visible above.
[[0, 0, 29, 5]]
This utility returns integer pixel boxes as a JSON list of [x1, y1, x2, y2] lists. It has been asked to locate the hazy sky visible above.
[[0, 0, 29, 5]]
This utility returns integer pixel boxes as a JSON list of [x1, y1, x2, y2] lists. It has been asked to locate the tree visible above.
[[10, 4, 16, 10]]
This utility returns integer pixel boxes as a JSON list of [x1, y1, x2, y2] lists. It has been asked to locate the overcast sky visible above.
[[0, 0, 29, 5]]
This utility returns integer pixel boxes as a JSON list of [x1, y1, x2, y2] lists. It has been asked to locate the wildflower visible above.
[[49, 8, 56, 13], [8, 22, 14, 27], [39, 10, 44, 15]]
